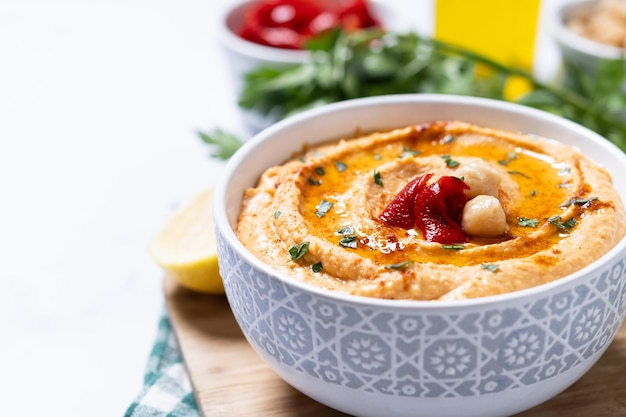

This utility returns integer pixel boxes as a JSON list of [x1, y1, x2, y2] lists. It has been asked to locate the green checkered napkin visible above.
[[124, 311, 200, 417]]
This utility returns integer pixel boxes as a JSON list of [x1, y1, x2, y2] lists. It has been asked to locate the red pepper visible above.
[[239, 0, 323, 49], [335, 0, 382, 31], [414, 177, 469, 244], [237, 0, 382, 49], [380, 174, 469, 244], [380, 173, 433, 229]]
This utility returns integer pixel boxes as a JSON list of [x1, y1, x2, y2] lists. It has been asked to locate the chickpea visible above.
[[456, 161, 502, 199], [462, 195, 508, 236]]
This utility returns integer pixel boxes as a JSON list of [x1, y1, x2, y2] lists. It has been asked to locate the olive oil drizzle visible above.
[[296, 127, 591, 267]]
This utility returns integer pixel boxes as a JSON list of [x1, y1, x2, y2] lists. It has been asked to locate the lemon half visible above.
[[149, 185, 224, 294]]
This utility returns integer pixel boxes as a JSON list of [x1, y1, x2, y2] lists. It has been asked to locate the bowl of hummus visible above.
[[214, 94, 626, 417]]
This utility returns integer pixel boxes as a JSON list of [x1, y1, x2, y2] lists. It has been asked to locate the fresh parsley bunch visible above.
[[239, 30, 512, 117], [201, 29, 626, 158]]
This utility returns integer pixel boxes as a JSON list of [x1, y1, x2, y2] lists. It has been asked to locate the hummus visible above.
[[236, 121, 626, 300]]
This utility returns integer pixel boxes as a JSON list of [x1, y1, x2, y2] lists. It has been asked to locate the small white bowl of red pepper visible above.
[[217, 0, 396, 131]]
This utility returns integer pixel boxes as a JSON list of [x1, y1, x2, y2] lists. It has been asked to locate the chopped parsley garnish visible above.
[[441, 155, 460, 168], [335, 225, 355, 235], [517, 217, 539, 228], [530, 190, 537, 197], [401, 146, 421, 157], [289, 241, 310, 261], [307, 176, 322, 186], [441, 244, 466, 250], [312, 262, 323, 273], [336, 225, 358, 248], [274, 210, 281, 219], [385, 260, 414, 270], [508, 170, 529, 178], [481, 263, 499, 272], [315, 199, 333, 217], [548, 215, 577, 233], [560, 197, 598, 208], [498, 152, 518, 166], [374, 170, 383, 186], [339, 235, 358, 248], [315, 166, 325, 176], [335, 161, 348, 172], [373, 153, 382, 161]]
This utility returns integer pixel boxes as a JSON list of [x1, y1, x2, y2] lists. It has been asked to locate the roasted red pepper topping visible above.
[[380, 174, 469, 244], [414, 176, 469, 244], [237, 0, 382, 50], [380, 173, 433, 229]]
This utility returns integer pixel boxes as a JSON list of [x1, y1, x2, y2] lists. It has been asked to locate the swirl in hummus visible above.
[[236, 121, 626, 300]]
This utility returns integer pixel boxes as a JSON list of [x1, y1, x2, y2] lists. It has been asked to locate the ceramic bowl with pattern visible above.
[[213, 94, 626, 417]]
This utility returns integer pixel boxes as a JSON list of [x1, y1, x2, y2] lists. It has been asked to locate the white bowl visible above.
[[217, 0, 309, 89], [216, 0, 404, 132], [552, 0, 626, 77], [214, 94, 626, 417]]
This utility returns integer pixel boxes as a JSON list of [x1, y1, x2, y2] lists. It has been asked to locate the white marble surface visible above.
[[0, 1, 564, 416]]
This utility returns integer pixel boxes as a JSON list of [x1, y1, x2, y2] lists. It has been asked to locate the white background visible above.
[[0, 1, 565, 416]]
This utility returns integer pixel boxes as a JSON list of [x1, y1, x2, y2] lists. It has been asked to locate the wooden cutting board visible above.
[[164, 275, 626, 417]]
